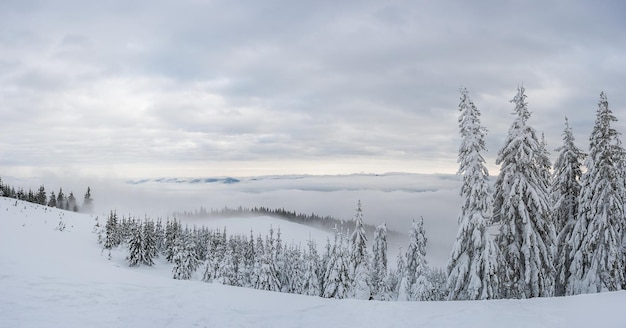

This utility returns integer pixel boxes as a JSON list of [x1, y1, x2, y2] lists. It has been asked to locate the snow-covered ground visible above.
[[1, 196, 625, 328]]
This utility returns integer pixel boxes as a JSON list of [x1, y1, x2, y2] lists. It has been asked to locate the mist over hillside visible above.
[[2, 173, 462, 267]]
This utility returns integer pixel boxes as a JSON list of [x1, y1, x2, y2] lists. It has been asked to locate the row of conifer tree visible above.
[[0, 179, 93, 213], [447, 87, 626, 300], [98, 206, 447, 301]]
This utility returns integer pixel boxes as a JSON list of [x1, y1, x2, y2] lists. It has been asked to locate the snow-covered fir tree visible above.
[[274, 228, 289, 292], [567, 92, 625, 294], [142, 219, 157, 266], [47, 191, 57, 208], [127, 221, 143, 267], [302, 239, 321, 296], [203, 229, 227, 282], [426, 267, 449, 301], [255, 228, 281, 291], [370, 223, 390, 300], [493, 86, 556, 298], [398, 218, 431, 301], [349, 200, 371, 299], [217, 244, 237, 285], [446, 87, 499, 300], [240, 231, 256, 287], [154, 218, 165, 255], [391, 247, 406, 300], [56, 188, 65, 210], [36, 185, 46, 206], [322, 230, 351, 299], [172, 231, 200, 280], [250, 234, 266, 288], [164, 219, 181, 262], [538, 132, 553, 186], [82, 187, 93, 213], [67, 192, 77, 212], [282, 245, 305, 294], [103, 211, 121, 258], [551, 117, 585, 296]]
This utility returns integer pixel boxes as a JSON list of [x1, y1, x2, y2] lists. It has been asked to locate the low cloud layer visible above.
[[1, 0, 625, 177]]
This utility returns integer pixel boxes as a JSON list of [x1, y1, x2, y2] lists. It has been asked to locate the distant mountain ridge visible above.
[[126, 173, 461, 193]]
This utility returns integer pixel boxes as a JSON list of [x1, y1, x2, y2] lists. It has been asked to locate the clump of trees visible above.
[[0, 179, 93, 213], [446, 87, 626, 300], [173, 205, 401, 240], [98, 201, 446, 301]]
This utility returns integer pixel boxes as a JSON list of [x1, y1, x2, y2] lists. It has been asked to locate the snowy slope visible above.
[[1, 197, 625, 328]]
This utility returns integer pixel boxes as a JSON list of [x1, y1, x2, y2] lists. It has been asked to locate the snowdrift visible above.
[[1, 197, 625, 328]]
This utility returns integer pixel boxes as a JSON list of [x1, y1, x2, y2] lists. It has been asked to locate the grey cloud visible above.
[[1, 0, 626, 177]]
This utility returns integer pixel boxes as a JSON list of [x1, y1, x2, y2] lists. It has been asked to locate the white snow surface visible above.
[[1, 197, 625, 328]]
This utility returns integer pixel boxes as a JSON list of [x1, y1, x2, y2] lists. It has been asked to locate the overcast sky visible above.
[[1, 0, 626, 179]]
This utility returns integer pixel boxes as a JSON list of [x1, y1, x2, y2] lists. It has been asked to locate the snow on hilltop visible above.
[[1, 196, 625, 328]]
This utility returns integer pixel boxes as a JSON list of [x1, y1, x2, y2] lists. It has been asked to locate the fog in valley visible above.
[[4, 173, 462, 267]]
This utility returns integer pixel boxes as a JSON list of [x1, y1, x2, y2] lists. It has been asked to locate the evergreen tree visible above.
[[538, 132, 553, 185], [274, 228, 288, 291], [322, 231, 351, 299], [241, 231, 256, 287], [154, 218, 165, 255], [203, 229, 227, 282], [165, 219, 181, 262], [447, 87, 499, 300], [48, 191, 57, 208], [255, 229, 281, 291], [282, 245, 304, 293], [349, 200, 369, 272], [399, 218, 432, 301], [56, 188, 65, 210], [319, 237, 332, 296], [82, 187, 94, 213], [427, 267, 450, 301], [67, 192, 78, 212], [127, 221, 143, 267], [142, 219, 157, 266], [217, 245, 237, 285], [172, 233, 200, 280], [370, 224, 390, 300], [391, 247, 406, 301], [493, 86, 556, 298], [36, 185, 47, 205], [103, 211, 120, 259], [302, 239, 321, 296], [27, 189, 35, 203], [250, 234, 266, 288], [551, 117, 585, 296], [567, 92, 625, 294], [349, 200, 371, 299]]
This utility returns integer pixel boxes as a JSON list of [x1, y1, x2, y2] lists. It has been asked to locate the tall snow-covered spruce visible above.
[[323, 230, 351, 299], [493, 86, 556, 298], [551, 118, 585, 296], [370, 223, 391, 300], [567, 92, 625, 294], [399, 218, 432, 301], [446, 87, 499, 300], [349, 200, 371, 299]]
